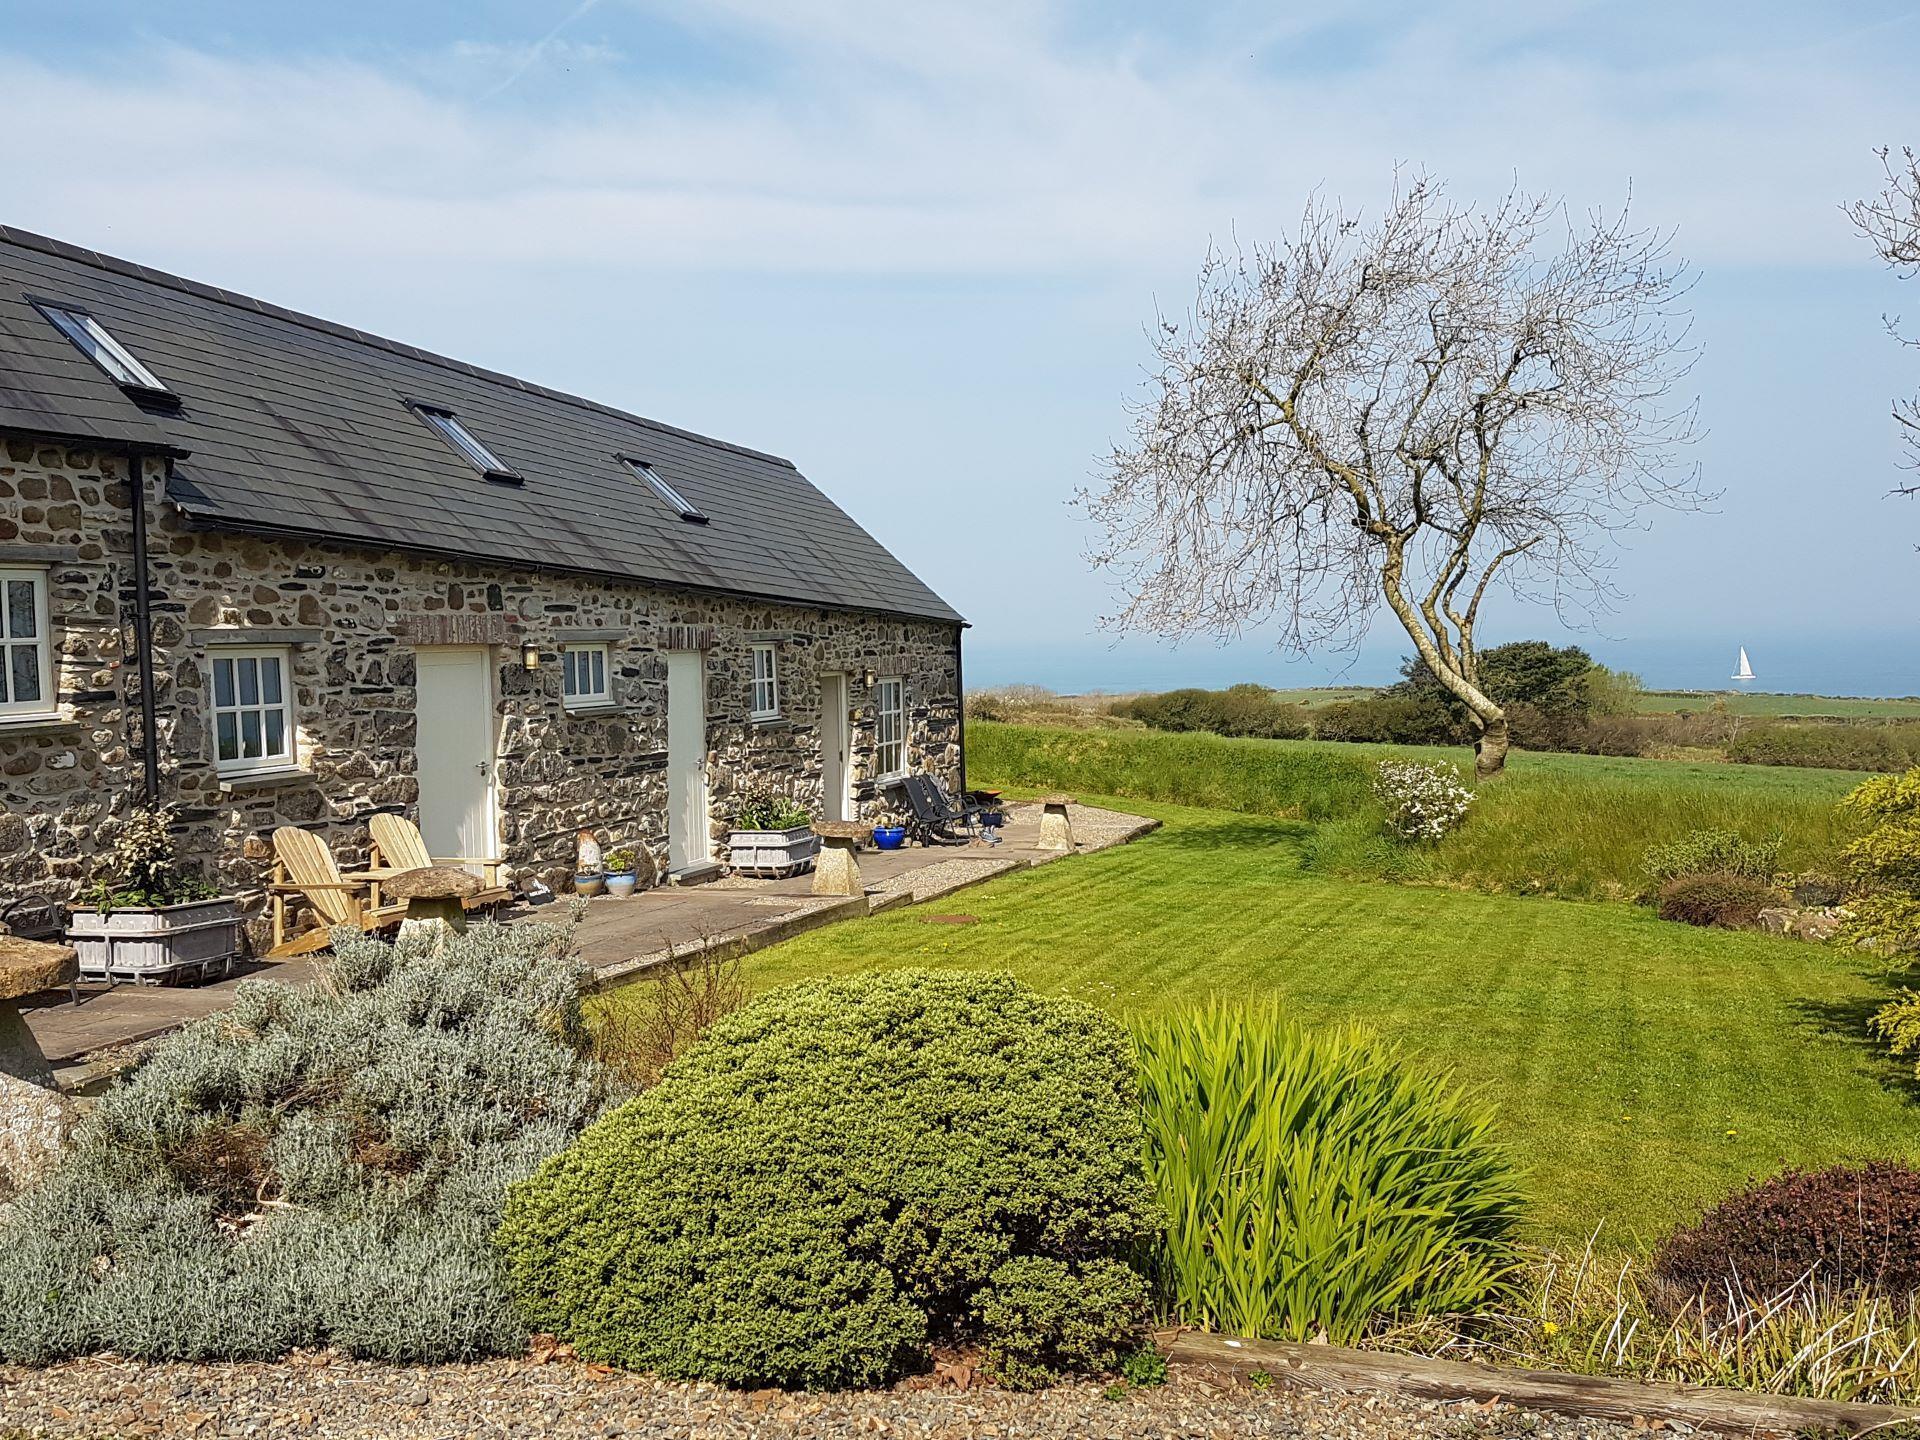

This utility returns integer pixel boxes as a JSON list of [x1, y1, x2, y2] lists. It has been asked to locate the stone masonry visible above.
[[0, 440, 961, 928]]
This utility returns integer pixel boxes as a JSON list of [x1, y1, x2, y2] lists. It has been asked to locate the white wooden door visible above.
[[414, 647, 497, 865], [666, 650, 710, 872], [820, 672, 851, 822]]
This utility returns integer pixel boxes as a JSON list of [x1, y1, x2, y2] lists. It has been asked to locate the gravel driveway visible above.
[[0, 1356, 1658, 1439]]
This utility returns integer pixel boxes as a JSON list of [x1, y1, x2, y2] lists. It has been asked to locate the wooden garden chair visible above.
[[366, 814, 512, 912], [266, 826, 407, 957]]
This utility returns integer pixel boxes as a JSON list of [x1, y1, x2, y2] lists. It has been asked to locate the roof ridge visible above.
[[0, 223, 797, 471]]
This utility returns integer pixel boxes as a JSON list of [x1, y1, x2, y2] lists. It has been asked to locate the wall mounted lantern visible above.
[[521, 641, 541, 672]]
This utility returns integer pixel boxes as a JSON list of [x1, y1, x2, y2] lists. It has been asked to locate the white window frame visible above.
[[209, 645, 297, 777], [620, 456, 708, 523], [874, 676, 906, 780], [562, 643, 611, 710], [0, 567, 56, 718], [36, 302, 172, 395], [412, 403, 519, 480], [749, 643, 780, 721]]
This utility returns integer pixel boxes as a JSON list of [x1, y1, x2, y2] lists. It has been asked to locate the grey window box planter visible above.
[[66, 897, 245, 985], [727, 825, 820, 879]]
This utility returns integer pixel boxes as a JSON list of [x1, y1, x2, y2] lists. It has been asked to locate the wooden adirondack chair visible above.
[[366, 813, 511, 912], [267, 826, 406, 957]]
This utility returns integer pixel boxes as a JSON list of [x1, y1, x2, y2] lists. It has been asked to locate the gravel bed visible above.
[[872, 856, 1023, 903], [0, 1356, 1656, 1440]]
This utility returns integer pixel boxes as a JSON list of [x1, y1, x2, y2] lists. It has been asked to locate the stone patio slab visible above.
[[21, 801, 1160, 1070]]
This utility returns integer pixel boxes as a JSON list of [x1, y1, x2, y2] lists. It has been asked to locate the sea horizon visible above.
[[967, 629, 1919, 700]]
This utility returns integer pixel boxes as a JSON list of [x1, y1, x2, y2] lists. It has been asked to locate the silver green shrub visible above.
[[0, 920, 607, 1364]]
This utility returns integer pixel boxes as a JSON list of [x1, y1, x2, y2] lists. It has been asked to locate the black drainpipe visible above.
[[954, 626, 967, 794], [127, 451, 161, 804]]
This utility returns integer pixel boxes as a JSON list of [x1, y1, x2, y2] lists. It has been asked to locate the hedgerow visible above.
[[497, 970, 1157, 1390], [0, 921, 606, 1364]]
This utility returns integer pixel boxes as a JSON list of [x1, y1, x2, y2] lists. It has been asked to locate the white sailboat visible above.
[[1731, 647, 1756, 682]]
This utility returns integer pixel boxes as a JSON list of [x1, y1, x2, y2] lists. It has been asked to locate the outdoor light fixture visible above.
[[862, 667, 878, 689], [521, 641, 541, 672]]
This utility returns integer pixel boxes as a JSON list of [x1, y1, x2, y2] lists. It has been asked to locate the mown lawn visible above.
[[729, 796, 1919, 1249]]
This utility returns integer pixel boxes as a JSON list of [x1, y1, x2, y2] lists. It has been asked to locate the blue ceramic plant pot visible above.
[[873, 825, 907, 850]]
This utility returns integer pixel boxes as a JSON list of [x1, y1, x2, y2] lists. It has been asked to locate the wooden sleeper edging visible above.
[[1168, 1330, 1920, 1437]]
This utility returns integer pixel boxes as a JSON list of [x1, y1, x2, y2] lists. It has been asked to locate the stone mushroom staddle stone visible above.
[[0, 937, 80, 1199], [385, 866, 482, 951], [811, 821, 874, 898], [1035, 794, 1077, 854]]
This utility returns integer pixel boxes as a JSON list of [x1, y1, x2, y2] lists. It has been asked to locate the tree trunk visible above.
[[1473, 712, 1511, 779]]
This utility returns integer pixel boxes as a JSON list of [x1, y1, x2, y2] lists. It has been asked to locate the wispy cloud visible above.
[[0, 2, 1912, 277], [464, 0, 617, 97]]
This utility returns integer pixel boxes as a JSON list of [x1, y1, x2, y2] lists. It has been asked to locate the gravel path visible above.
[[0, 1356, 1658, 1439]]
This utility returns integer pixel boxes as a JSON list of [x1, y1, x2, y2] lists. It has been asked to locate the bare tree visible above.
[[1082, 173, 1702, 778], [1847, 146, 1920, 494]]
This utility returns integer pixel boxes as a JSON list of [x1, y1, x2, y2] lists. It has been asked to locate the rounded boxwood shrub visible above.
[[1654, 1162, 1920, 1303], [1655, 872, 1782, 929], [497, 970, 1156, 1390]]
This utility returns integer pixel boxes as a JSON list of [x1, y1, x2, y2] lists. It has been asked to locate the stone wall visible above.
[[0, 439, 961, 923]]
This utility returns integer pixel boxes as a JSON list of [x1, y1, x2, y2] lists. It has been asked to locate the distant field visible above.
[[1635, 690, 1920, 719], [1248, 684, 1920, 719], [1262, 686, 1381, 709]]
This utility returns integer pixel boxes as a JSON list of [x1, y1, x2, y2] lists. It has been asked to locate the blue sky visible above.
[[4, 0, 1917, 693]]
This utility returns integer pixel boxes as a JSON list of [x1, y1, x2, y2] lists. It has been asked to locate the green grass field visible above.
[[1636, 691, 1920, 719], [971, 722, 1862, 898], [1258, 683, 1920, 719], [728, 795, 1918, 1249]]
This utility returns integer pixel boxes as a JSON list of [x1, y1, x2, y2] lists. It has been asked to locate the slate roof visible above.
[[0, 226, 962, 625]]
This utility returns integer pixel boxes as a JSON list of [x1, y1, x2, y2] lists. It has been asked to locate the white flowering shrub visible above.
[[0, 920, 610, 1364], [1373, 760, 1475, 842]]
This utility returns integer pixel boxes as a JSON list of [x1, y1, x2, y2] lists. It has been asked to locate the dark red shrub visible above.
[[1654, 1163, 1920, 1302], [1655, 873, 1781, 929]]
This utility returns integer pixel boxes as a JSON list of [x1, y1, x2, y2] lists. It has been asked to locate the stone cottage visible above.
[[0, 225, 965, 925]]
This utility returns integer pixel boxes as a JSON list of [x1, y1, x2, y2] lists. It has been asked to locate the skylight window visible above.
[[35, 302, 173, 398], [411, 403, 520, 482], [620, 456, 707, 523]]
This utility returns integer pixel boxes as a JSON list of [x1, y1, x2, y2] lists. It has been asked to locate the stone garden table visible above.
[[0, 936, 79, 1198], [1035, 794, 1078, 854], [384, 866, 482, 951], [811, 821, 874, 898]]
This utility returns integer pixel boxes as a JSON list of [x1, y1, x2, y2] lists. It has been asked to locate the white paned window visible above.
[[0, 568, 54, 717], [749, 643, 779, 720], [37, 304, 172, 394], [563, 644, 610, 709], [875, 676, 905, 779], [210, 647, 295, 776]]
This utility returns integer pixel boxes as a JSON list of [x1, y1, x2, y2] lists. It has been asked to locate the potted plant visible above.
[[66, 806, 244, 984], [574, 829, 606, 897], [727, 791, 819, 878], [872, 813, 908, 850], [604, 849, 640, 899]]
